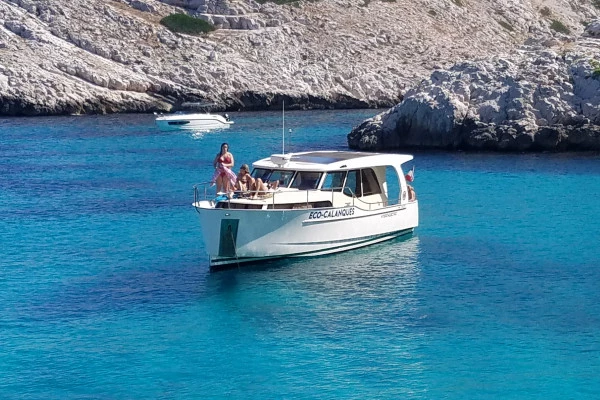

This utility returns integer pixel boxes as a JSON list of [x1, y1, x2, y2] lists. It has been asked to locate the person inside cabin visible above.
[[211, 142, 236, 193]]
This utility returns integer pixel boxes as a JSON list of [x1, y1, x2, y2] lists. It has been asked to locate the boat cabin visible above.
[[211, 151, 415, 211]]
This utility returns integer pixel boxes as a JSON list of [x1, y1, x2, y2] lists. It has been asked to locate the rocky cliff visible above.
[[1, 0, 598, 116], [348, 22, 600, 151]]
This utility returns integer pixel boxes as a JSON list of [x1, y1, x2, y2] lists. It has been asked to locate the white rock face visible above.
[[348, 33, 600, 151], [0, 0, 597, 115]]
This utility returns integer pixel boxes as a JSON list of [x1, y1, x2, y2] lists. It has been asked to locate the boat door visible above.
[[218, 219, 239, 257]]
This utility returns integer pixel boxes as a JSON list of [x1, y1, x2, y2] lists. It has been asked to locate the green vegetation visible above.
[[498, 20, 514, 32], [591, 59, 600, 79], [593, 0, 600, 9], [540, 6, 551, 16], [550, 19, 570, 34], [452, 0, 464, 6], [160, 13, 215, 35], [255, 0, 302, 4], [359, 0, 397, 6]]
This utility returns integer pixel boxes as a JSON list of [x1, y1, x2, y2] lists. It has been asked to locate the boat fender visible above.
[[402, 190, 407, 200]]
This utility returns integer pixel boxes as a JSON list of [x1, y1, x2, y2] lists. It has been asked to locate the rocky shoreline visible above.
[[348, 22, 600, 152], [1, 0, 600, 150]]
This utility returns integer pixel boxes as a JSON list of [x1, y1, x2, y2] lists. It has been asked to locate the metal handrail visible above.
[[193, 182, 407, 211], [193, 182, 213, 204]]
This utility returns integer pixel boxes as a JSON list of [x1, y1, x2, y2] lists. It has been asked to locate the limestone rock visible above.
[[0, 0, 598, 117], [348, 35, 600, 152]]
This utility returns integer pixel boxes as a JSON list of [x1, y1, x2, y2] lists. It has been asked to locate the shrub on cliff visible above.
[[255, 0, 300, 4], [550, 19, 570, 34], [160, 13, 215, 35], [591, 60, 600, 79]]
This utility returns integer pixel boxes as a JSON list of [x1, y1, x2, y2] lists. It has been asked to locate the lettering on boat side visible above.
[[308, 207, 355, 220], [382, 211, 397, 218]]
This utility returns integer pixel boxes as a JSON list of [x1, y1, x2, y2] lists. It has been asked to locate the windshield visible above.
[[251, 169, 295, 188], [289, 171, 323, 190]]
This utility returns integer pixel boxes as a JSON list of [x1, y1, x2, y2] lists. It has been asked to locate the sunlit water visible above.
[[1, 110, 599, 398]]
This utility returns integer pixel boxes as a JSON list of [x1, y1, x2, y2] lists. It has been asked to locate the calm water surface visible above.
[[1, 110, 599, 399]]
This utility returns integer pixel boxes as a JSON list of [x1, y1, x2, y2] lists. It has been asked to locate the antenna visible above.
[[270, 100, 292, 166]]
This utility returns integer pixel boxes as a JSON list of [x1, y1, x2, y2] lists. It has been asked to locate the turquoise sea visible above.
[[1, 110, 599, 399]]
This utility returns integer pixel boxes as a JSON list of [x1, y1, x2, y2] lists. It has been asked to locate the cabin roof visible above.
[[253, 151, 413, 171]]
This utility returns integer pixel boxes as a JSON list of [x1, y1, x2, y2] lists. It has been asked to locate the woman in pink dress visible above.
[[211, 143, 236, 193]]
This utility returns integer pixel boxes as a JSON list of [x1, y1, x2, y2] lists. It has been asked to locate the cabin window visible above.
[[344, 170, 360, 197], [321, 171, 347, 192], [290, 171, 322, 190], [342, 168, 382, 197], [361, 168, 382, 196], [252, 168, 272, 182], [384, 166, 399, 204], [270, 170, 294, 188], [251, 169, 294, 188]]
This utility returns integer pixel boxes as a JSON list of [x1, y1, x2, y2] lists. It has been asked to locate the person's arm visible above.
[[213, 153, 220, 168]]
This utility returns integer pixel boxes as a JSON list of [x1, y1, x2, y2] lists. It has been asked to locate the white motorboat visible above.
[[193, 151, 419, 268], [155, 112, 233, 131], [155, 102, 233, 131]]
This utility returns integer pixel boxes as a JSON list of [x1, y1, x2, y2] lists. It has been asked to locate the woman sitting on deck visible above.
[[236, 164, 269, 198]]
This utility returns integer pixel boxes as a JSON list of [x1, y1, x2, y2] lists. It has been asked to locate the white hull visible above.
[[194, 201, 419, 267], [155, 113, 233, 131]]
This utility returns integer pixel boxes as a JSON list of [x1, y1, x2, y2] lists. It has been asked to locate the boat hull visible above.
[[155, 114, 233, 131], [194, 201, 419, 267]]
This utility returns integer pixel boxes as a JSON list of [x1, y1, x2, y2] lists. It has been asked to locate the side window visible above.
[[361, 168, 382, 196], [384, 166, 399, 203], [290, 171, 322, 190], [322, 171, 347, 192], [344, 170, 360, 197]]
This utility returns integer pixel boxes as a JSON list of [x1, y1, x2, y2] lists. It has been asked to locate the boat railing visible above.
[[194, 182, 407, 211], [193, 182, 214, 204], [193, 182, 271, 204], [340, 188, 404, 211]]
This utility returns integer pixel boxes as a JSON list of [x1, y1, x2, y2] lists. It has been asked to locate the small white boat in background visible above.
[[155, 102, 233, 131], [193, 151, 419, 269]]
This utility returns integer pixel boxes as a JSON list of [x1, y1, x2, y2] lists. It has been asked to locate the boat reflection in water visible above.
[[206, 236, 423, 342]]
